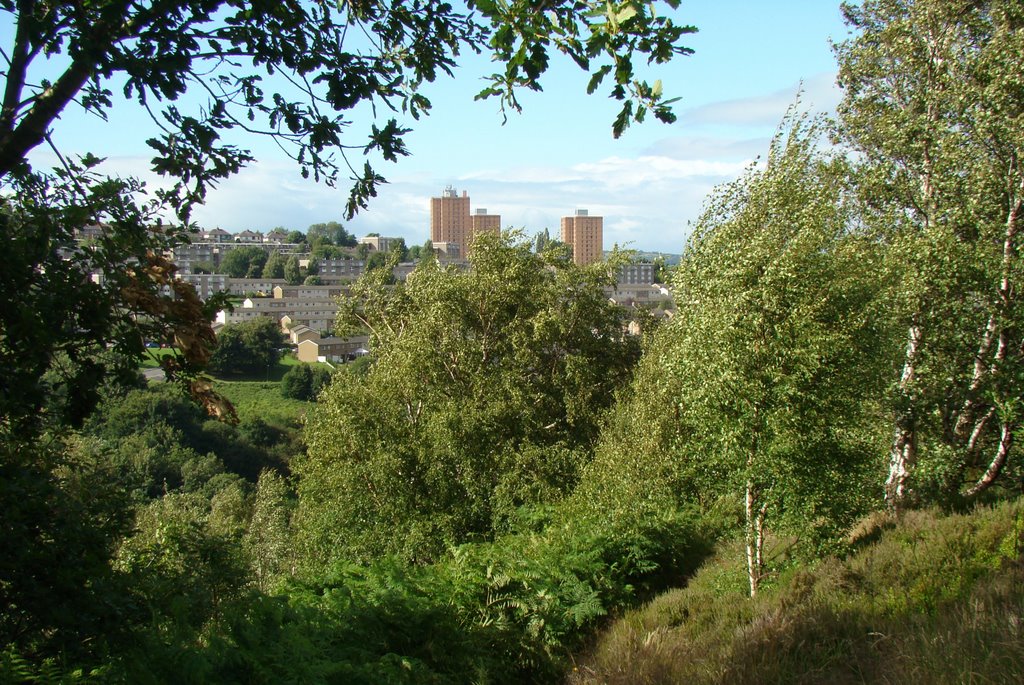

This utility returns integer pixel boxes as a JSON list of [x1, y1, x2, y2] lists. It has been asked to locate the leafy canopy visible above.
[[835, 0, 1024, 505], [0, 0, 695, 216], [208, 317, 285, 376], [296, 233, 641, 567]]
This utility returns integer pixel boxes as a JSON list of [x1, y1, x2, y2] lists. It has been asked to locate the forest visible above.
[[2, 0, 1024, 682]]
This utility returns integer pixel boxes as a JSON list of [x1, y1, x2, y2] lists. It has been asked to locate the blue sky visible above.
[[24, 1, 853, 254]]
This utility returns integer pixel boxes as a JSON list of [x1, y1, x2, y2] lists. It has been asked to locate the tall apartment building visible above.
[[430, 186, 500, 257], [471, 208, 501, 241], [561, 209, 603, 266]]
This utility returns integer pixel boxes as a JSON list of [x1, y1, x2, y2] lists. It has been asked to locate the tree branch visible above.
[[0, 0, 134, 176], [0, 0, 36, 138]]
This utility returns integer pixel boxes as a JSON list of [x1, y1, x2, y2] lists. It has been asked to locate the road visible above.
[[142, 367, 165, 382]]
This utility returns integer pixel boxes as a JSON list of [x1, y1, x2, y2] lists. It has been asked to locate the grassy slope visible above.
[[570, 500, 1024, 685], [143, 352, 331, 426], [211, 354, 340, 426], [212, 378, 310, 427], [139, 347, 176, 369]]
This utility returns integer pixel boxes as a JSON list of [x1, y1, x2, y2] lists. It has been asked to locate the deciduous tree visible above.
[[261, 250, 285, 279], [220, 245, 267, 279], [283, 254, 302, 285], [0, 0, 696, 666], [209, 317, 284, 376], [296, 234, 641, 568], [582, 115, 885, 597], [835, 0, 1024, 509]]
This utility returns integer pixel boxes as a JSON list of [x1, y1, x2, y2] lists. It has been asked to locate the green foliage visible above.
[[365, 250, 388, 272], [0, 438, 136, 661], [0, 167, 221, 433], [472, 0, 695, 138], [280, 363, 333, 401], [390, 237, 409, 261], [209, 318, 285, 376], [115, 491, 251, 634], [308, 221, 357, 248], [213, 379, 310, 430], [835, 0, 1024, 506], [1, 2, 693, 216], [105, 503, 711, 684], [419, 240, 436, 265], [0, 0, 698, 676], [261, 250, 285, 279], [297, 233, 641, 567], [244, 469, 295, 593], [220, 246, 268, 279], [283, 255, 302, 285], [577, 112, 888, 595], [85, 383, 290, 485]]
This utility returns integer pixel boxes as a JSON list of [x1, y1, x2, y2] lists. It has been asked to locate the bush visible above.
[[209, 318, 285, 376], [280, 364, 332, 401]]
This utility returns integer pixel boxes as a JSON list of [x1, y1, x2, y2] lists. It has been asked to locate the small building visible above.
[[273, 284, 348, 300], [431, 241, 461, 260], [318, 258, 366, 281], [264, 228, 289, 244], [297, 335, 370, 363], [226, 277, 288, 296], [617, 262, 655, 285], [359, 235, 399, 253], [201, 227, 233, 243], [288, 324, 320, 345], [235, 229, 263, 244], [176, 273, 228, 301], [605, 283, 673, 309]]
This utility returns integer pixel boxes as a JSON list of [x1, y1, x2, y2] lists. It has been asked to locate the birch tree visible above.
[[836, 0, 1024, 509], [664, 114, 883, 597]]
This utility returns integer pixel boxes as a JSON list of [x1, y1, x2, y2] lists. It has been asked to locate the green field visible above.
[[139, 347, 177, 369], [212, 378, 311, 427], [141, 351, 331, 426], [210, 354, 331, 426]]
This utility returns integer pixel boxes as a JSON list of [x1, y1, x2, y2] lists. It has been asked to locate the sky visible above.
[[22, 1, 855, 255]]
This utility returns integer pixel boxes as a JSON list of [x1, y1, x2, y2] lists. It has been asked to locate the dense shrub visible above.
[[280, 363, 332, 401], [97, 504, 713, 683]]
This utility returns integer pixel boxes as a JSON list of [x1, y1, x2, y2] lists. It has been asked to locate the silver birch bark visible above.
[[885, 323, 922, 511]]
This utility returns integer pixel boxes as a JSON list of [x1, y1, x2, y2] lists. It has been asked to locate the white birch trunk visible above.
[[744, 478, 767, 599], [954, 192, 1020, 442], [964, 420, 1014, 498], [745, 479, 759, 598], [885, 323, 922, 511]]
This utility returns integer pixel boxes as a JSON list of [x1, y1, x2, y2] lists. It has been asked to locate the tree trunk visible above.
[[964, 419, 1014, 499], [885, 323, 922, 512], [744, 479, 767, 598], [954, 192, 1020, 442]]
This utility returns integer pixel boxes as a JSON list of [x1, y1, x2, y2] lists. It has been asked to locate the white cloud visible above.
[[74, 151, 742, 254], [680, 71, 841, 128], [30, 78, 840, 255], [642, 135, 769, 162]]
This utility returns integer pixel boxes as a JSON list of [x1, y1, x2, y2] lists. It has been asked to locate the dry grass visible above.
[[570, 499, 1024, 685]]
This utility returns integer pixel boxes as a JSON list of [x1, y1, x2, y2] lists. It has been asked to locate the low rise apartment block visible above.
[[217, 296, 340, 335], [297, 335, 370, 364]]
